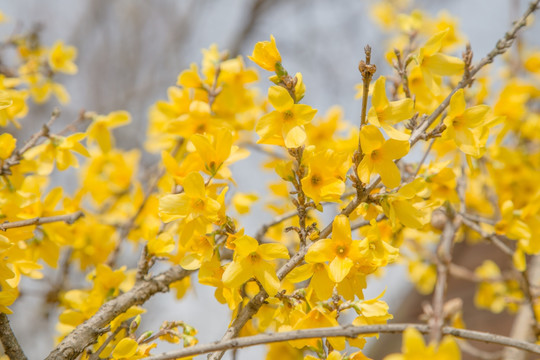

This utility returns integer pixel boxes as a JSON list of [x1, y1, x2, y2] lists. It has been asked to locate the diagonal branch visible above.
[[44, 266, 192, 360], [0, 313, 28, 360]]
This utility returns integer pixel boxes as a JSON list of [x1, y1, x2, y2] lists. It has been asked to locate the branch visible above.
[[145, 323, 540, 360], [254, 210, 298, 242], [0, 211, 84, 231], [0, 108, 59, 176], [0, 313, 27, 360], [429, 208, 461, 343], [410, 0, 540, 145], [45, 266, 192, 360]]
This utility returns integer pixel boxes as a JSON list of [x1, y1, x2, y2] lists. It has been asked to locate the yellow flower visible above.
[[358, 125, 409, 188], [222, 234, 289, 295], [147, 233, 175, 257], [301, 147, 347, 204], [358, 220, 399, 268], [159, 172, 221, 223], [495, 200, 530, 240], [443, 89, 490, 157], [25, 133, 90, 174], [290, 307, 345, 350], [368, 76, 414, 140], [384, 327, 461, 360], [112, 338, 138, 359], [408, 259, 437, 295], [412, 29, 464, 93], [256, 86, 317, 148], [249, 35, 282, 72], [190, 128, 248, 177], [287, 262, 335, 300], [0, 132, 16, 159], [177, 63, 203, 88], [48, 41, 78, 74], [381, 179, 430, 229], [305, 215, 361, 283], [0, 91, 13, 111], [87, 111, 132, 153]]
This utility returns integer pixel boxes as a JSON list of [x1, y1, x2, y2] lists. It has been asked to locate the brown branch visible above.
[[87, 322, 127, 360], [44, 266, 192, 360], [429, 208, 460, 343], [0, 211, 84, 231], [0, 313, 28, 360], [145, 323, 540, 360], [254, 210, 298, 242], [0, 108, 59, 176]]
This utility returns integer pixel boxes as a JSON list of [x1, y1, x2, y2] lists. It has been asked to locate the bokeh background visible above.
[[1, 0, 539, 358]]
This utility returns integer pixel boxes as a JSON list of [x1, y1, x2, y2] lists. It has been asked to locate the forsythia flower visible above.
[[0, 91, 12, 110], [384, 327, 461, 360], [249, 35, 282, 72], [305, 215, 361, 283], [159, 172, 221, 223], [443, 89, 489, 157], [48, 41, 78, 74], [222, 234, 289, 295], [368, 76, 414, 140], [301, 146, 347, 204], [256, 86, 317, 148], [0, 132, 16, 159], [25, 133, 90, 174], [290, 308, 345, 350], [412, 29, 464, 93], [87, 111, 131, 153], [358, 125, 409, 188]]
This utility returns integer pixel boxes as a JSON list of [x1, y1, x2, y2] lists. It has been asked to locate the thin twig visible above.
[[254, 210, 298, 242], [0, 108, 59, 176], [87, 323, 127, 360], [0, 211, 84, 231], [146, 323, 540, 360]]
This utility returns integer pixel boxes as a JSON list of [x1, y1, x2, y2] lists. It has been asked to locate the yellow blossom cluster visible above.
[[1, 2, 540, 360]]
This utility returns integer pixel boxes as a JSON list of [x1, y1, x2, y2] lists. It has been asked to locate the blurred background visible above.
[[1, 0, 539, 358]]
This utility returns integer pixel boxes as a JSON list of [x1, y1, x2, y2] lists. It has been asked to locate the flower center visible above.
[[192, 199, 205, 211], [283, 110, 294, 121], [310, 174, 322, 186]]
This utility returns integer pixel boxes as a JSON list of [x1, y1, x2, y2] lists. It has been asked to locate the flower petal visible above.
[[269, 86, 294, 112], [305, 238, 336, 263], [329, 256, 353, 283], [183, 172, 206, 198], [360, 125, 385, 154]]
